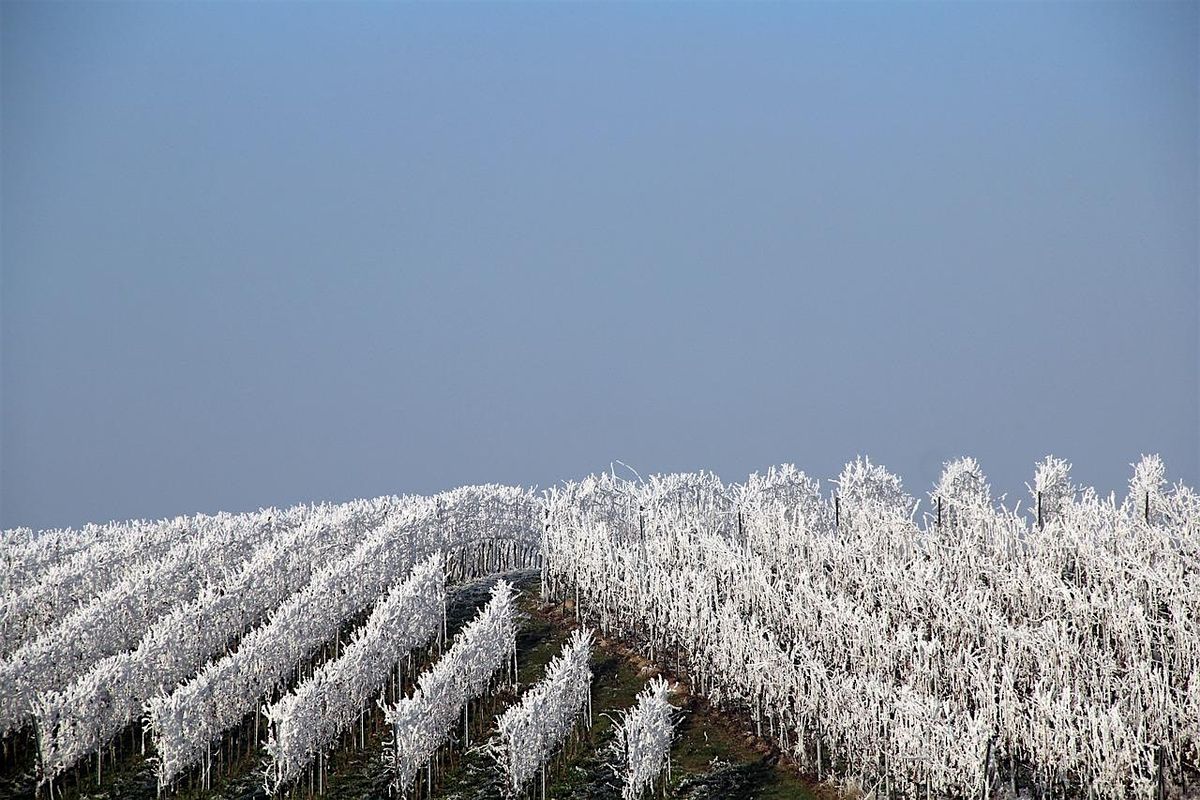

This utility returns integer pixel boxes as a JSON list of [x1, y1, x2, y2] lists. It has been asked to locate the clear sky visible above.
[[2, 1, 1197, 530]]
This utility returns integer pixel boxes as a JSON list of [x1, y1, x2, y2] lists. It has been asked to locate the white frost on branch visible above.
[[382, 578, 519, 793], [611, 675, 678, 800], [263, 553, 445, 793], [543, 458, 1198, 799], [488, 628, 594, 797]]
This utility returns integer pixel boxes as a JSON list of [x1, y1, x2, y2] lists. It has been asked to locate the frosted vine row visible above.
[[263, 553, 445, 793], [383, 578, 519, 793], [149, 485, 537, 790], [0, 506, 303, 736], [33, 495, 401, 778], [542, 456, 1199, 799], [488, 628, 593, 797], [611, 676, 677, 800], [1, 514, 205, 657]]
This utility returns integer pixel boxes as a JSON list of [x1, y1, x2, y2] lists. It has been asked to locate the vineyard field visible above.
[[0, 457, 1195, 800], [0, 571, 819, 800]]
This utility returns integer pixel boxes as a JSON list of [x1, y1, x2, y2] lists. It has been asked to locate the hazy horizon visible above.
[[3, 1, 1197, 530]]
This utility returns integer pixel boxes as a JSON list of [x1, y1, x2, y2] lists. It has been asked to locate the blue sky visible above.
[[2, 1, 1196, 529]]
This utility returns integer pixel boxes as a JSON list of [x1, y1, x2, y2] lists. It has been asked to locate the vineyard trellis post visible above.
[[982, 736, 993, 800], [1156, 745, 1164, 800]]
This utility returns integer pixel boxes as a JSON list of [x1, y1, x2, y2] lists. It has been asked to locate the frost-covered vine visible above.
[[0, 523, 122, 607], [0, 507, 303, 736], [488, 628, 593, 797], [543, 455, 1199, 799], [383, 579, 519, 793], [32, 495, 400, 779], [611, 676, 677, 800], [149, 485, 537, 790], [0, 515, 206, 657], [263, 553, 445, 793]]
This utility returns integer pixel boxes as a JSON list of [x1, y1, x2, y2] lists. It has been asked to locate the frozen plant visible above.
[[383, 578, 519, 793], [1126, 453, 1166, 525], [34, 497, 395, 780], [263, 553, 445, 793], [148, 486, 538, 791], [1029, 455, 1075, 527], [834, 456, 915, 524], [611, 676, 678, 800], [932, 457, 992, 527], [488, 628, 594, 797]]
